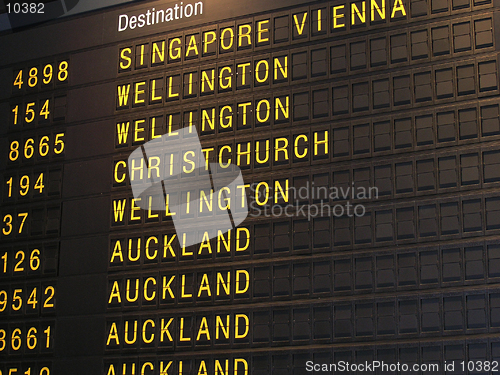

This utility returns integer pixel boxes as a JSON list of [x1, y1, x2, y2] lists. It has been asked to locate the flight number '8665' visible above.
[[9, 134, 64, 162]]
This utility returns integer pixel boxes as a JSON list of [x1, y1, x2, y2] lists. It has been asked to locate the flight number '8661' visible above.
[[0, 324, 52, 352]]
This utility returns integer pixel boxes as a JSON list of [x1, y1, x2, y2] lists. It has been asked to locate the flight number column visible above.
[[0, 60, 69, 375]]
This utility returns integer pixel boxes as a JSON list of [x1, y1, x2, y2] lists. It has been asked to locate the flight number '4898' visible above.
[[13, 61, 68, 90]]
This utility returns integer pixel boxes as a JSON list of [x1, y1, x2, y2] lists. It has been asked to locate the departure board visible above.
[[2, 0, 500, 373]]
